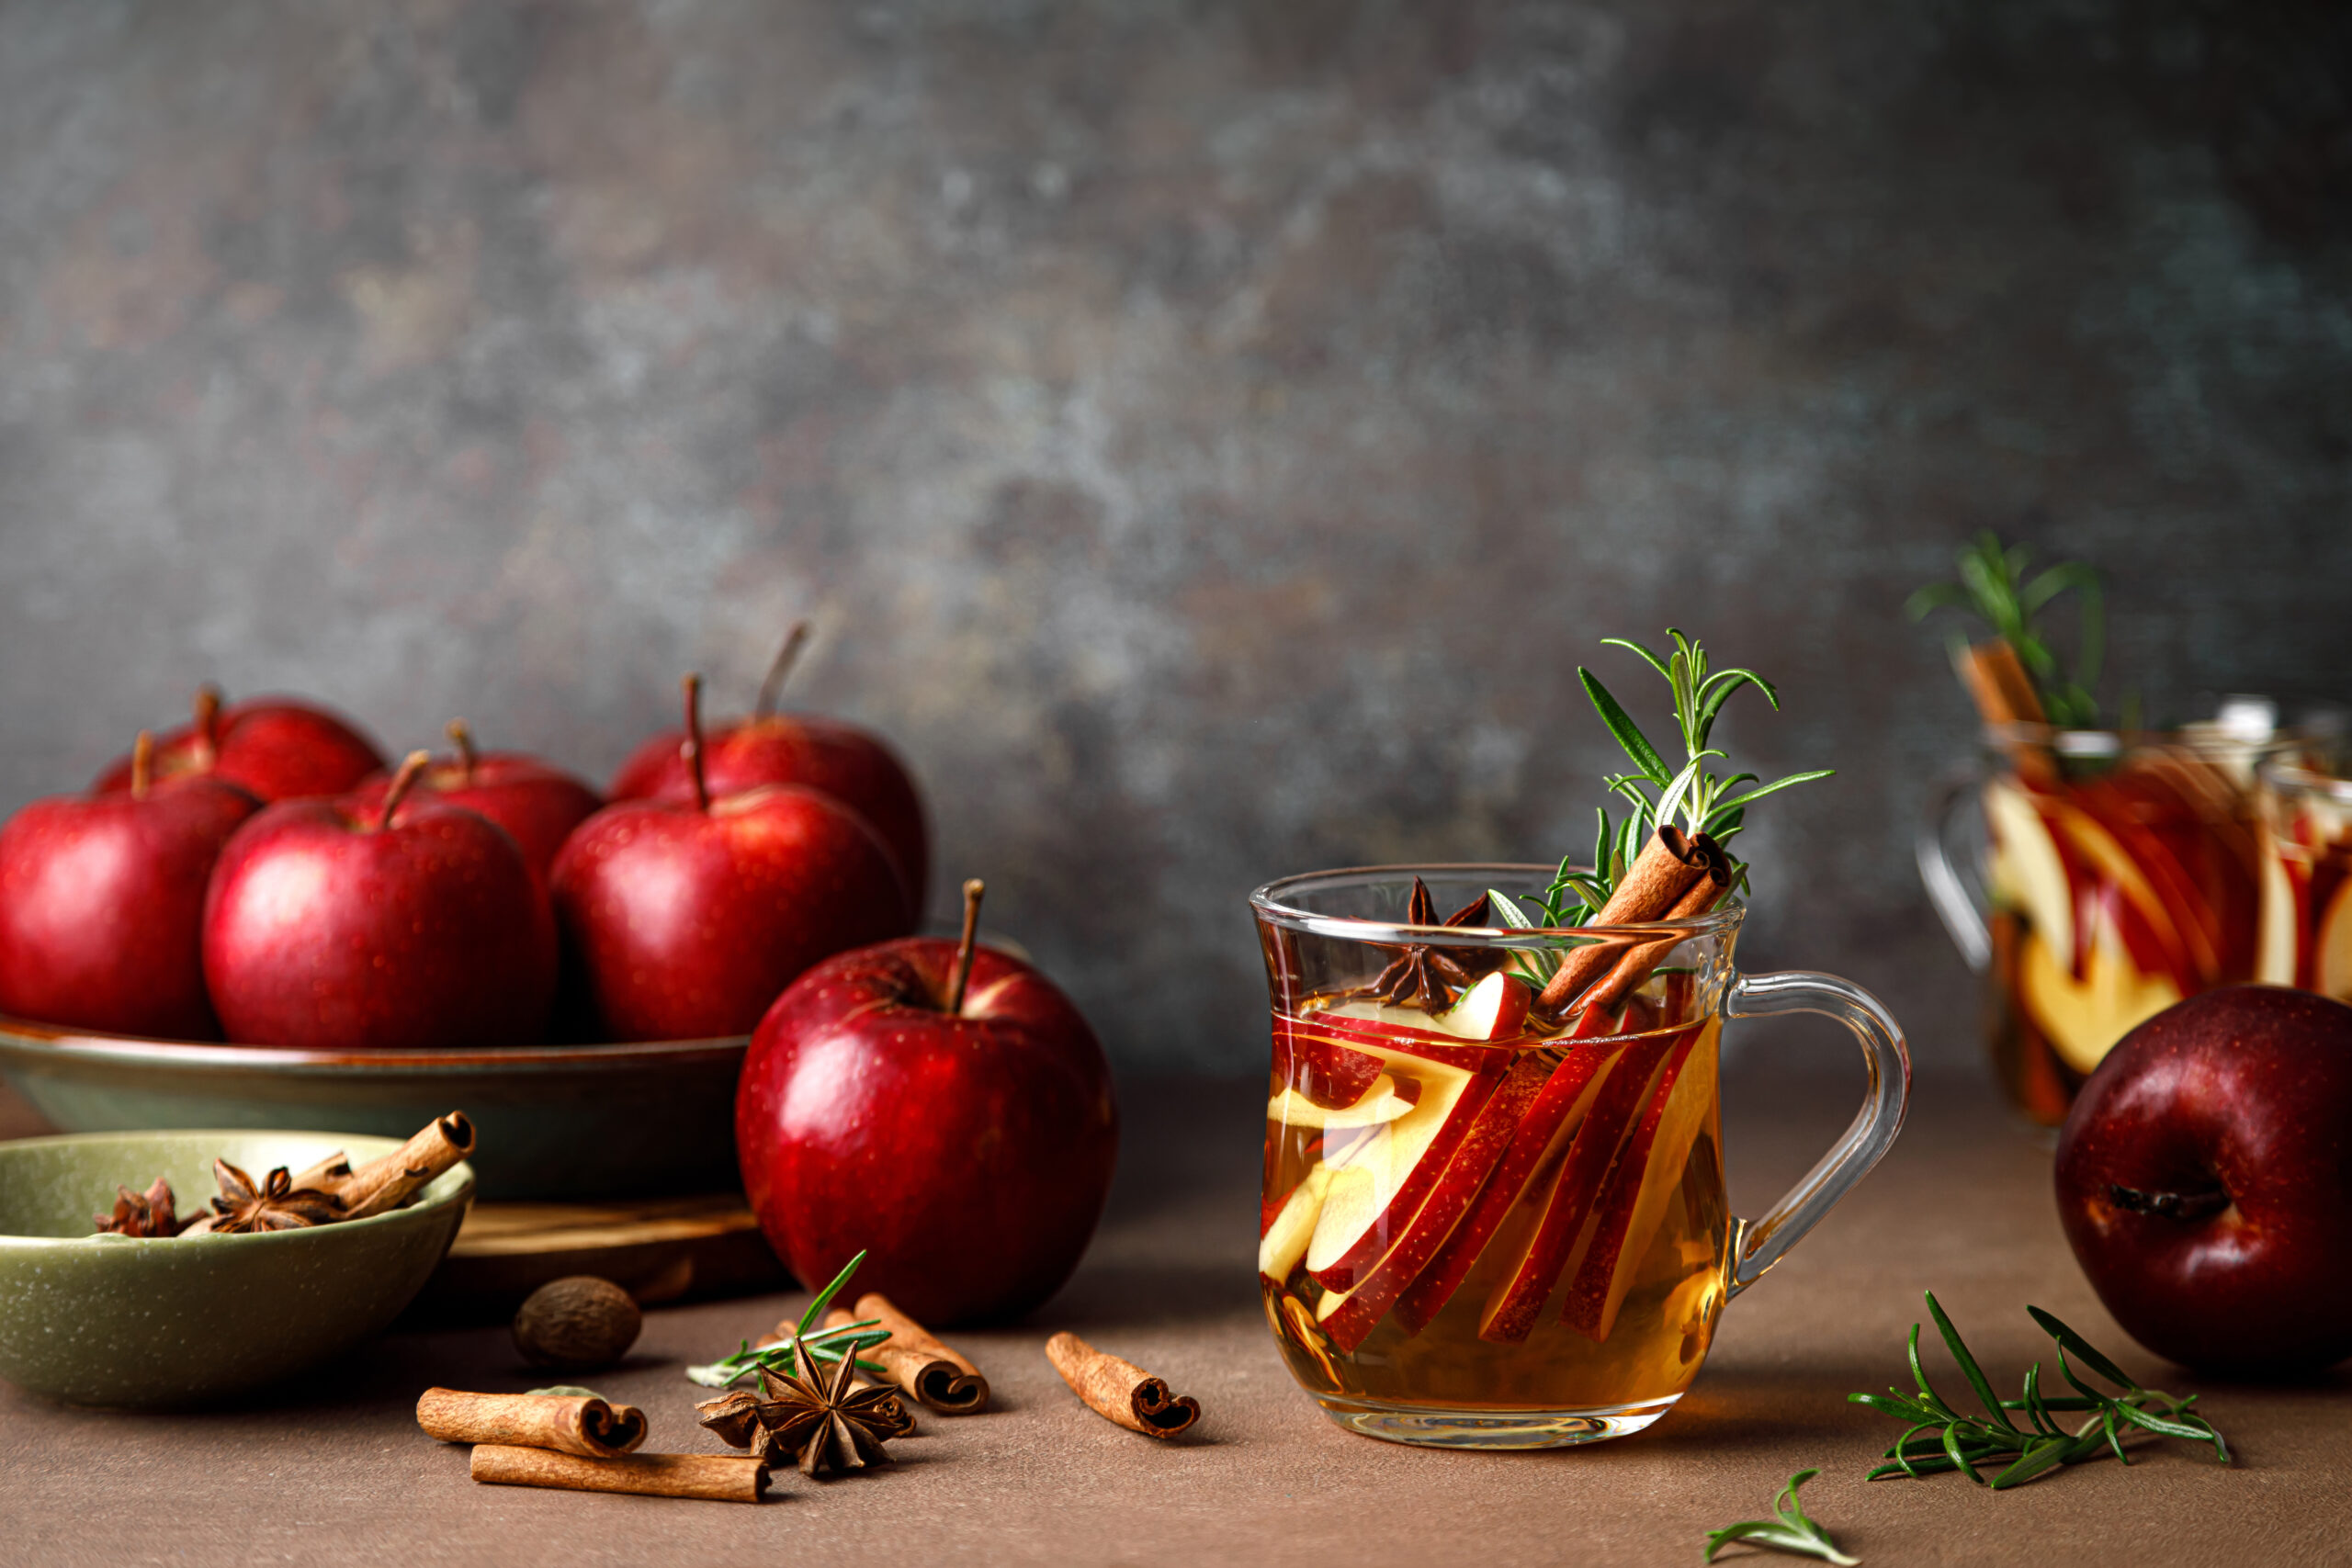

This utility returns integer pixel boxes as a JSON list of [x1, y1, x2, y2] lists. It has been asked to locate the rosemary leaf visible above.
[[1703, 1470, 1858, 1565]]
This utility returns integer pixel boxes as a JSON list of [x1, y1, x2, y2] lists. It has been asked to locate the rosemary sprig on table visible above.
[[1489, 631, 1829, 980], [1703, 1469, 1858, 1565], [685, 1249, 892, 1389], [1906, 532, 2105, 728], [1849, 1292, 2229, 1488]]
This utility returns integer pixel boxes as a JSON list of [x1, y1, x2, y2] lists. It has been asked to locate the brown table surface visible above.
[[1, 1064, 2345, 1567]]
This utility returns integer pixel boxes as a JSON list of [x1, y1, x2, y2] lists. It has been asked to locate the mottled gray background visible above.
[[1, 1, 2346, 1074]]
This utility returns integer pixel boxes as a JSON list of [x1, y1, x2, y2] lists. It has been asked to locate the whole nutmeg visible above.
[[513, 1275, 642, 1371]]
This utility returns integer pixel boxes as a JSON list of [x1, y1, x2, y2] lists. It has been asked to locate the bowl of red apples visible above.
[[0, 639, 929, 1200]]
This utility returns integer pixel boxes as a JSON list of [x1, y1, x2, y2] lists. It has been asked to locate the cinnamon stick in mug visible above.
[[1535, 826, 1709, 1014], [469, 1446, 766, 1503], [416, 1388, 647, 1459], [823, 1294, 989, 1414], [340, 1112, 476, 1219], [1581, 834, 1732, 1015], [1045, 1332, 1199, 1438]]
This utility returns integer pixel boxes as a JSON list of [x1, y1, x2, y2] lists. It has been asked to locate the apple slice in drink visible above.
[[2316, 875, 2352, 1000], [1304, 1057, 1504, 1292], [1479, 1027, 1680, 1343], [1267, 1073, 1421, 1130], [2018, 907, 2181, 1077], [2255, 820, 2304, 987], [1984, 780, 2072, 964], [1391, 1040, 1618, 1335], [1313, 1052, 1554, 1352], [1273, 1024, 1388, 1108], [1559, 1024, 1713, 1341], [1430, 971, 1533, 1041], [1260, 1166, 1335, 1282], [2048, 798, 2195, 988]]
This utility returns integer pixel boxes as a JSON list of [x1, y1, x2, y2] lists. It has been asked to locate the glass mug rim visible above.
[[2262, 758, 2352, 804], [1249, 862, 1746, 947], [1977, 720, 2296, 762]]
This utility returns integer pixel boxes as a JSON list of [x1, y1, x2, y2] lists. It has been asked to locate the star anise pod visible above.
[[194, 1159, 345, 1235], [1340, 878, 1496, 1011], [93, 1176, 188, 1237], [747, 1337, 906, 1478]]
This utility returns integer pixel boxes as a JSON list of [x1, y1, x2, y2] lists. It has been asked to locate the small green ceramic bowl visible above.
[[0, 1129, 472, 1408]]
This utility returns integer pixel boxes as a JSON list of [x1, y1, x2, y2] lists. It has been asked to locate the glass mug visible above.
[[2256, 758, 2352, 1003], [1249, 864, 1908, 1450], [1919, 722, 2275, 1127]]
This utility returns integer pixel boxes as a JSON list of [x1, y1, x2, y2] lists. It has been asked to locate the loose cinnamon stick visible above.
[[823, 1294, 989, 1414], [469, 1446, 766, 1503], [1954, 639, 2046, 728], [416, 1388, 647, 1459], [1045, 1332, 1199, 1439], [1580, 840, 1732, 1015], [1535, 827, 1710, 1014], [339, 1112, 476, 1219]]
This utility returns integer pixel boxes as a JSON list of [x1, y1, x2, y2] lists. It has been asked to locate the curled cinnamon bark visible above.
[[416, 1388, 647, 1459], [336, 1112, 476, 1219], [469, 1446, 766, 1503], [1580, 837, 1733, 1014], [1535, 827, 1712, 1015], [823, 1294, 989, 1414], [1045, 1332, 1199, 1439]]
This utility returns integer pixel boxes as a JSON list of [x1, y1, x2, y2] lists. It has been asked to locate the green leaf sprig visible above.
[[1703, 1469, 1859, 1564], [1906, 532, 2105, 728], [1849, 1292, 2229, 1488], [1498, 632, 1830, 964], [684, 1249, 891, 1390]]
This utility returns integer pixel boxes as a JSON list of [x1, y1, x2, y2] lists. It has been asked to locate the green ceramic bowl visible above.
[[0, 1129, 472, 1408]]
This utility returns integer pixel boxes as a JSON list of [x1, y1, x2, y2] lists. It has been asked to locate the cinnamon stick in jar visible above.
[[823, 1293, 989, 1414], [1535, 826, 1710, 1015], [339, 1112, 476, 1219], [469, 1446, 767, 1503], [1045, 1332, 1199, 1439], [416, 1388, 647, 1459]]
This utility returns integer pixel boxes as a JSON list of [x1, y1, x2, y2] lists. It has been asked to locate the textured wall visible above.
[[1, 1, 2346, 1072]]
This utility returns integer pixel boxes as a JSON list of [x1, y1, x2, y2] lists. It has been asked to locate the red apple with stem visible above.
[[552, 674, 912, 1042], [96, 684, 386, 802], [608, 626, 930, 909], [0, 734, 261, 1038], [2055, 985, 2352, 1376], [345, 720, 600, 882], [737, 879, 1117, 1324], [202, 750, 557, 1048]]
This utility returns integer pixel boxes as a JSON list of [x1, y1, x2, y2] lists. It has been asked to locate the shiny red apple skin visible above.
[[2055, 985, 2352, 1376], [737, 938, 1118, 1325], [609, 716, 928, 908], [346, 754, 600, 882], [201, 796, 556, 1049], [550, 784, 911, 1042], [0, 777, 262, 1038], [96, 697, 386, 802]]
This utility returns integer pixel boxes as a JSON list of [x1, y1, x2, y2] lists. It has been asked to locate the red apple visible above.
[[0, 734, 261, 1038], [96, 685, 386, 802], [552, 674, 911, 1042], [345, 721, 600, 882], [736, 880, 1117, 1325], [2055, 985, 2352, 1375], [201, 751, 557, 1048], [607, 628, 930, 908]]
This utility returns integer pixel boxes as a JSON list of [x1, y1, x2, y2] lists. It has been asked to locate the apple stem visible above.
[[378, 750, 431, 831], [130, 730, 154, 799], [192, 683, 223, 768], [946, 878, 985, 1016], [682, 672, 710, 812], [2108, 1182, 2232, 1223], [446, 719, 477, 785], [753, 621, 812, 719]]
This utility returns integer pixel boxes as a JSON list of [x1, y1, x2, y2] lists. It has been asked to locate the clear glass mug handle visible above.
[[1721, 970, 1911, 1297], [1917, 773, 1991, 974]]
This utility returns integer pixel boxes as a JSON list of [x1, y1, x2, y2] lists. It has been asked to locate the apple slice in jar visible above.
[[1479, 1028, 1680, 1343], [2316, 875, 2352, 1001], [2018, 907, 2181, 1077], [1984, 779, 2073, 965], [2255, 819, 2305, 987], [1559, 1024, 1714, 1342], [1430, 971, 1533, 1041], [1273, 1024, 1388, 1108], [1260, 1166, 1336, 1282], [1267, 1073, 1421, 1130], [1304, 1060, 1505, 1292]]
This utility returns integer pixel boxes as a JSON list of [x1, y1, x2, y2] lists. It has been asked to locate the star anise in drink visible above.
[[1340, 878, 1496, 1011], [189, 1159, 345, 1235], [698, 1337, 907, 1478], [93, 1176, 189, 1237]]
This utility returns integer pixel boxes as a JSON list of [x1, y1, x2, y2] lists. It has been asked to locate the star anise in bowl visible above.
[[93, 1177, 189, 1237], [184, 1159, 345, 1235]]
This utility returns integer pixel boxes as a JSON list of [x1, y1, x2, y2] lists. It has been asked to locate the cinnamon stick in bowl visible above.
[[416, 1388, 646, 1459], [1046, 1332, 1199, 1439], [469, 1446, 766, 1503], [338, 1113, 477, 1220], [823, 1293, 989, 1414]]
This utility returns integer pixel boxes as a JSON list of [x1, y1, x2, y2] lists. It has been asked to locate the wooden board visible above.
[[411, 1193, 791, 1321]]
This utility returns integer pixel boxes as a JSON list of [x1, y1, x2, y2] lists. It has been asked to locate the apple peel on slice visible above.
[[1478, 1028, 1679, 1344], [1558, 1025, 1714, 1343], [2317, 874, 2352, 1001], [1272, 1024, 1388, 1109], [1267, 1073, 1420, 1130], [2018, 912, 2181, 1077], [1430, 971, 1534, 1041], [1260, 1166, 1335, 1282], [1301, 1043, 1505, 1292], [1984, 780, 2072, 967]]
